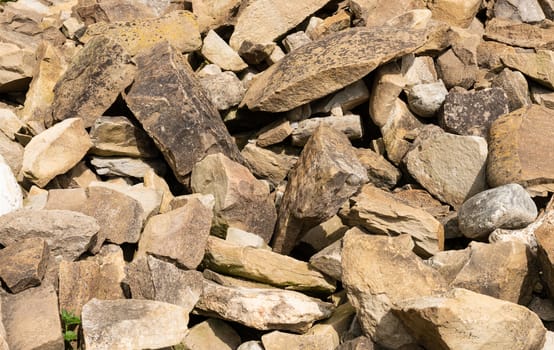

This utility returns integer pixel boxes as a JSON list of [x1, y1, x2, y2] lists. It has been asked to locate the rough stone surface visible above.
[[0, 131, 24, 176], [494, 0, 545, 23], [0, 155, 22, 216], [183, 318, 241, 350], [492, 68, 532, 111], [502, 49, 554, 89], [81, 298, 189, 350], [202, 30, 247, 71], [255, 120, 294, 147], [309, 239, 342, 281], [354, 148, 401, 189], [427, 0, 482, 27], [272, 125, 368, 254], [124, 41, 242, 182], [381, 99, 423, 165], [191, 0, 242, 32], [406, 80, 448, 118], [534, 217, 554, 297], [436, 48, 477, 90], [291, 114, 363, 146], [262, 331, 334, 350], [90, 156, 166, 178], [241, 143, 298, 186], [0, 237, 48, 293], [199, 70, 246, 111], [485, 17, 554, 49]]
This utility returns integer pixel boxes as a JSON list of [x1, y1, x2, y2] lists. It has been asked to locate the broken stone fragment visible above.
[[426, 0, 481, 28], [73, 0, 164, 24], [0, 237, 48, 294], [262, 331, 335, 350], [201, 30, 247, 72], [493, 0, 545, 23], [182, 319, 241, 350], [191, 0, 242, 33], [0, 42, 34, 93], [199, 70, 246, 110], [196, 279, 334, 333], [22, 117, 92, 187], [124, 41, 242, 183], [90, 156, 166, 178], [436, 48, 477, 89], [354, 148, 401, 190], [0, 129, 24, 176], [392, 187, 450, 219], [534, 216, 554, 297], [311, 80, 370, 115], [283, 31, 312, 53], [309, 239, 342, 281], [300, 215, 349, 252], [241, 143, 298, 186], [352, 0, 425, 27], [291, 114, 363, 147], [81, 298, 189, 350], [502, 49, 554, 89], [485, 17, 554, 49], [406, 80, 448, 118], [255, 119, 294, 147], [491, 68, 531, 111], [0, 106, 24, 141]]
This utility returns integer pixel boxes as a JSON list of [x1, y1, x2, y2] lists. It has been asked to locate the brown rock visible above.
[[272, 125, 368, 254], [183, 319, 241, 350], [262, 331, 334, 350], [502, 49, 554, 90], [255, 119, 294, 148], [436, 48, 477, 89], [291, 114, 363, 147], [241, 143, 298, 186], [355, 148, 401, 189], [427, 0, 481, 28], [0, 237, 48, 294], [485, 18, 554, 49], [350, 0, 425, 27], [191, 0, 242, 33], [44, 188, 87, 212], [381, 99, 423, 165], [124, 41, 242, 183], [74, 0, 161, 24], [491, 68, 532, 111], [392, 188, 450, 219], [300, 215, 349, 252], [535, 219, 554, 297], [476, 40, 517, 71], [0, 131, 23, 176]]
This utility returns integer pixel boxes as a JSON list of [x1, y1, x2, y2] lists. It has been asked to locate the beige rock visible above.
[[340, 185, 444, 257], [476, 40, 517, 71], [310, 10, 351, 39], [191, 0, 242, 32], [349, 0, 425, 27], [425, 248, 471, 284], [22, 118, 92, 187], [300, 215, 349, 252], [283, 31, 312, 52], [137, 198, 212, 269], [241, 143, 298, 186], [196, 279, 334, 333], [0, 237, 48, 294], [90, 156, 166, 178], [2, 284, 64, 350], [203, 269, 277, 290], [226, 227, 271, 249], [143, 169, 174, 213], [392, 188, 450, 218], [82, 298, 189, 350], [73, 0, 161, 24], [0, 154, 22, 216], [0, 42, 34, 93], [272, 125, 368, 254], [502, 49, 554, 90], [491, 68, 532, 111], [309, 240, 342, 280], [427, 0, 481, 28], [381, 99, 423, 165], [0, 107, 24, 140], [0, 130, 24, 175], [369, 62, 406, 127], [305, 302, 357, 349], [262, 331, 335, 350], [199, 70, 246, 110], [311, 80, 370, 115], [494, 0, 545, 23], [535, 218, 554, 297], [203, 236, 336, 293], [291, 114, 363, 147], [54, 161, 100, 189], [436, 48, 477, 89], [485, 18, 554, 49], [183, 319, 241, 350], [202, 30, 247, 72], [342, 229, 446, 349], [255, 119, 293, 147], [22, 186, 48, 210], [0, 301, 6, 350], [531, 84, 554, 109], [393, 288, 546, 350], [355, 148, 401, 189]]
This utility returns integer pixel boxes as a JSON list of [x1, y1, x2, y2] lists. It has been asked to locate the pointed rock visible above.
[[0, 237, 48, 294], [202, 30, 247, 71], [183, 319, 241, 350]]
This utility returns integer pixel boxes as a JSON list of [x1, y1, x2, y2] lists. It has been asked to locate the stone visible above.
[[22, 186, 48, 211], [241, 24, 435, 112], [196, 279, 334, 333], [241, 143, 298, 186], [44, 188, 87, 212], [203, 269, 277, 290], [81, 298, 189, 350], [262, 331, 334, 350], [90, 156, 166, 178], [529, 297, 554, 321], [238, 341, 264, 350], [492, 68, 532, 111], [238, 41, 276, 65], [494, 0, 545, 23], [439, 87, 510, 138], [300, 215, 349, 252], [336, 336, 375, 350], [305, 302, 357, 349], [226, 227, 271, 249], [350, 0, 425, 27], [0, 209, 99, 261], [272, 125, 368, 254], [309, 240, 342, 280], [427, 0, 481, 28], [52, 36, 136, 128], [229, 0, 329, 50], [406, 80, 448, 118], [0, 42, 34, 93], [191, 0, 242, 32], [487, 105, 554, 189], [436, 48, 477, 89], [339, 185, 444, 257], [183, 319, 241, 350], [342, 229, 446, 349], [0, 155, 22, 216], [0, 237, 48, 294], [354, 148, 401, 190], [458, 183, 537, 240], [74, 0, 161, 24], [291, 114, 363, 146], [137, 198, 212, 269], [0, 107, 24, 140], [143, 169, 173, 213], [255, 120, 294, 147], [22, 117, 92, 187], [369, 62, 406, 128], [201, 30, 247, 71], [310, 10, 351, 39], [283, 31, 312, 52], [0, 300, 6, 350], [54, 161, 100, 189], [191, 153, 277, 241], [124, 41, 242, 183], [199, 71, 246, 110], [531, 84, 554, 109], [2, 284, 64, 350], [392, 188, 450, 219], [311, 80, 370, 115], [484, 18, 554, 49], [534, 218, 554, 297], [58, 245, 125, 315], [203, 236, 336, 293], [89, 116, 159, 158], [404, 127, 488, 208], [393, 288, 546, 350], [81, 10, 201, 56], [0, 131, 23, 175], [425, 249, 471, 285], [502, 49, 554, 90], [402, 54, 438, 86]]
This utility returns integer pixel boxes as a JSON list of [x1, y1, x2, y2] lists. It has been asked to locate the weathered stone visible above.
[[0, 237, 48, 294], [342, 229, 446, 349], [310, 9, 351, 40], [183, 319, 241, 350], [350, 0, 425, 27], [237, 341, 264, 350], [0, 300, 6, 350], [0, 209, 99, 261], [22, 186, 48, 211], [354, 148, 401, 190], [0, 155, 22, 216], [436, 48, 477, 89], [2, 284, 64, 350], [492, 68, 532, 111], [143, 169, 173, 213], [300, 215, 349, 252], [54, 161, 100, 189], [124, 41, 242, 182], [531, 84, 554, 109], [0, 130, 23, 176], [52, 36, 136, 128], [485, 18, 554, 49], [262, 331, 334, 350], [44, 189, 86, 211], [191, 153, 276, 241], [272, 125, 368, 254], [425, 248, 471, 285], [427, 0, 481, 28], [202, 30, 247, 71], [58, 245, 125, 315], [81, 10, 201, 56], [393, 288, 546, 350], [494, 0, 545, 23], [168, 193, 216, 212], [529, 297, 554, 321], [487, 105, 554, 189], [404, 127, 488, 208], [535, 218, 554, 297], [291, 114, 363, 146], [255, 120, 294, 147], [90, 156, 166, 178], [137, 198, 212, 269], [196, 279, 334, 333], [381, 99, 423, 165], [283, 31, 312, 53], [439, 87, 510, 138], [199, 70, 246, 110], [392, 188, 450, 219], [241, 143, 297, 186], [406, 80, 448, 118], [204, 236, 336, 293], [203, 269, 277, 290], [309, 239, 342, 280], [305, 302, 357, 349], [74, 0, 162, 24], [0, 42, 34, 93], [335, 336, 375, 350], [238, 41, 276, 65], [339, 185, 444, 257], [502, 49, 554, 89], [226, 227, 271, 250], [369, 62, 406, 127], [22, 118, 92, 187], [311, 80, 370, 115], [191, 0, 242, 32], [242, 24, 435, 112], [81, 298, 189, 350], [0, 107, 24, 140]]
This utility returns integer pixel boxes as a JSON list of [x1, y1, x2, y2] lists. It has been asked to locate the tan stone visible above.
[[0, 107, 24, 140], [311, 80, 370, 115], [381, 99, 423, 165], [299, 215, 349, 252], [502, 49, 554, 90], [369, 62, 406, 127], [535, 218, 554, 297], [255, 119, 293, 147], [476, 40, 517, 71], [427, 0, 481, 28], [350, 0, 425, 27], [485, 18, 554, 49], [436, 48, 477, 90], [202, 30, 247, 72], [143, 169, 174, 214], [0, 42, 34, 93], [262, 331, 335, 350], [355, 148, 401, 189], [90, 156, 166, 178], [73, 0, 160, 24], [310, 10, 351, 39], [203, 269, 277, 290], [392, 188, 450, 218], [54, 161, 100, 189], [0, 131, 23, 176], [291, 114, 363, 146], [241, 143, 297, 186], [191, 0, 242, 32], [0, 237, 48, 294], [183, 319, 241, 350]]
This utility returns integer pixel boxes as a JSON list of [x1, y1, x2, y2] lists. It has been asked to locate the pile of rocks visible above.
[[1, 0, 554, 349]]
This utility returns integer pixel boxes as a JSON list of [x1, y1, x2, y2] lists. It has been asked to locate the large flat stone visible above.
[[502, 49, 554, 90], [124, 41, 242, 183], [485, 18, 554, 49]]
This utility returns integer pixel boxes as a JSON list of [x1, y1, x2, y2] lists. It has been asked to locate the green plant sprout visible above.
[[61, 309, 81, 344]]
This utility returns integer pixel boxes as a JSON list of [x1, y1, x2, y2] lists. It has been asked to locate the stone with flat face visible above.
[[502, 49, 554, 90], [485, 18, 554, 49], [124, 41, 242, 183], [0, 237, 48, 294]]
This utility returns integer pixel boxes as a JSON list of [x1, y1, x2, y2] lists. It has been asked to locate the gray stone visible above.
[[90, 156, 166, 178], [199, 70, 246, 111], [309, 239, 342, 280], [491, 68, 532, 111], [237, 341, 264, 350], [494, 0, 545, 23], [0, 237, 48, 294], [311, 80, 370, 115], [336, 336, 375, 350], [183, 319, 241, 350], [458, 184, 538, 239], [406, 80, 448, 118], [283, 31, 313, 52], [291, 114, 363, 147]]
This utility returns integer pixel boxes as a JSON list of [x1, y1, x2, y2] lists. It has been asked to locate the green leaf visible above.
[[61, 309, 81, 326], [63, 330, 78, 342]]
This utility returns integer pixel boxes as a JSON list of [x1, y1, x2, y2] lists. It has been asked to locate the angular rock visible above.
[[529, 297, 554, 321], [392, 188, 450, 219], [342, 229, 446, 349], [487, 105, 554, 189], [458, 183, 537, 239], [0, 209, 99, 261], [191, 153, 277, 241], [534, 218, 554, 297], [0, 155, 22, 216], [311, 80, 370, 115], [502, 49, 554, 89], [339, 185, 444, 257], [0, 42, 34, 93], [204, 236, 336, 293], [90, 156, 166, 178], [44, 188, 87, 212], [58, 245, 125, 315], [255, 120, 294, 147], [137, 198, 212, 269], [0, 237, 48, 294], [241, 143, 298, 186], [393, 288, 546, 350], [439, 87, 509, 138], [531, 84, 554, 109], [485, 18, 554, 49], [201, 30, 247, 72], [436, 48, 477, 89], [354, 148, 401, 189], [369, 62, 406, 128], [22, 117, 92, 187], [494, 0, 545, 23], [143, 169, 173, 213], [309, 240, 342, 281], [404, 127, 488, 208], [491, 68, 531, 111], [124, 41, 242, 182], [0, 131, 23, 175], [425, 249, 471, 285], [406, 80, 448, 118], [310, 9, 351, 39], [427, 0, 481, 27], [283, 31, 312, 52], [238, 341, 264, 350], [272, 125, 368, 254], [2, 284, 64, 350], [183, 319, 241, 350], [81, 298, 189, 350], [241, 24, 435, 112], [52, 36, 136, 128], [300, 215, 349, 252], [262, 331, 334, 350], [304, 302, 357, 349], [199, 70, 246, 110], [0, 301, 6, 350], [226, 227, 271, 249], [291, 114, 363, 147], [203, 269, 277, 290], [74, 0, 162, 23], [336, 336, 375, 350], [191, 0, 242, 32], [54, 161, 100, 189], [196, 279, 334, 333], [0, 107, 23, 140]]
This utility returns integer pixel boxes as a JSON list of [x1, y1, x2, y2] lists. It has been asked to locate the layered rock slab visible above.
[[124, 41, 242, 183]]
